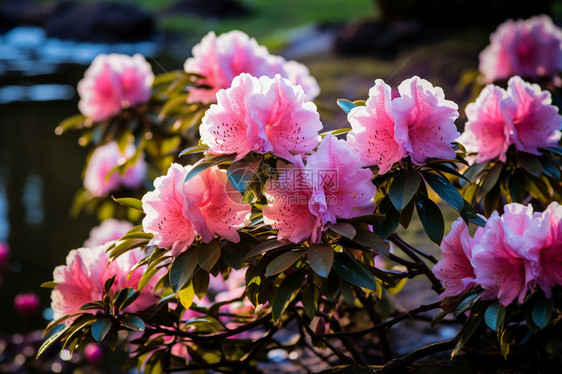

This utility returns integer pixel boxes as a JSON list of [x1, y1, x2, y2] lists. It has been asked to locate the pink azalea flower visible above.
[[184, 31, 284, 104], [392, 76, 460, 165], [84, 219, 134, 247], [254, 75, 322, 162], [307, 134, 377, 227], [78, 54, 154, 121], [479, 15, 562, 83], [184, 30, 320, 104], [263, 160, 323, 243], [200, 73, 322, 162], [83, 141, 147, 197], [433, 218, 482, 298], [458, 84, 512, 163], [50, 244, 161, 322], [182, 166, 252, 244], [536, 202, 562, 297], [142, 163, 197, 257], [346, 79, 403, 173], [504, 76, 562, 155], [282, 60, 320, 100], [471, 204, 547, 306]]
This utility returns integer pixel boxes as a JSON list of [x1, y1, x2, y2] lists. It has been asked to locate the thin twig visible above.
[[317, 302, 441, 339]]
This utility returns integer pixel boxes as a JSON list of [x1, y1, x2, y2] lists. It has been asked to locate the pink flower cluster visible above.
[[84, 141, 147, 197], [142, 163, 251, 257], [84, 219, 134, 247], [263, 134, 377, 243], [459, 76, 562, 163], [184, 30, 320, 103], [78, 54, 154, 121], [433, 202, 562, 306], [50, 244, 161, 321], [200, 73, 323, 163], [479, 15, 562, 83], [346, 76, 460, 174]]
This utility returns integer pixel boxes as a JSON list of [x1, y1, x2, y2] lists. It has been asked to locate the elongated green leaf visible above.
[[138, 266, 160, 290], [532, 298, 554, 329], [272, 269, 306, 321], [112, 197, 143, 211], [41, 281, 57, 289], [453, 292, 481, 318], [192, 270, 210, 299], [372, 196, 400, 239], [463, 162, 487, 182], [333, 252, 377, 290], [179, 144, 209, 157], [389, 170, 421, 211], [177, 282, 195, 309], [266, 250, 305, 277], [197, 241, 221, 272], [302, 283, 320, 319], [55, 114, 87, 135], [481, 162, 503, 193], [352, 229, 390, 256], [37, 324, 72, 358], [184, 154, 235, 184], [91, 318, 112, 342], [244, 240, 293, 260], [170, 248, 199, 292], [328, 222, 356, 239], [415, 194, 444, 244], [452, 309, 485, 357], [548, 146, 562, 156], [308, 244, 334, 278], [516, 152, 542, 177], [320, 128, 351, 138], [119, 232, 153, 240], [484, 302, 506, 332], [121, 316, 145, 331], [423, 172, 464, 211], [104, 275, 116, 295], [336, 99, 357, 114]]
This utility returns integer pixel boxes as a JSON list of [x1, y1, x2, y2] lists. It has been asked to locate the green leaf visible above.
[[452, 307, 485, 357], [138, 267, 161, 291], [423, 172, 464, 211], [399, 199, 415, 229], [389, 170, 421, 211], [37, 324, 72, 358], [463, 162, 487, 182], [336, 99, 357, 114], [302, 283, 320, 319], [111, 196, 143, 212], [531, 298, 554, 329], [308, 244, 334, 278], [192, 270, 210, 299], [415, 194, 444, 244], [244, 240, 293, 260], [104, 275, 116, 295], [184, 154, 235, 184], [508, 170, 526, 203], [333, 252, 377, 291], [169, 248, 199, 293], [41, 281, 57, 289], [431, 309, 451, 327], [266, 250, 305, 277], [227, 157, 262, 193], [320, 128, 352, 138], [344, 213, 386, 225], [481, 162, 503, 193], [352, 229, 390, 256], [121, 316, 145, 331], [516, 152, 542, 177], [221, 242, 249, 269], [55, 114, 87, 135], [197, 241, 221, 272], [272, 269, 306, 321], [453, 292, 481, 318], [484, 302, 506, 332], [548, 146, 562, 156], [91, 318, 112, 342], [372, 196, 400, 239], [177, 282, 195, 310], [179, 144, 209, 157], [328, 222, 356, 239], [540, 156, 561, 180]]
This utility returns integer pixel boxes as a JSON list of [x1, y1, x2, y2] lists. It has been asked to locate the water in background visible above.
[[0, 26, 160, 332]]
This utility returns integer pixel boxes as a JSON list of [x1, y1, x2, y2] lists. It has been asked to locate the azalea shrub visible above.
[[40, 18, 562, 373]]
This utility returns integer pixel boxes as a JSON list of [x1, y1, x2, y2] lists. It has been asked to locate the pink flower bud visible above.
[[0, 242, 10, 271], [14, 292, 40, 315]]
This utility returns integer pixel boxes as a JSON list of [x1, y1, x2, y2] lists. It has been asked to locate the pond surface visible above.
[[0, 26, 161, 332]]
